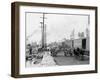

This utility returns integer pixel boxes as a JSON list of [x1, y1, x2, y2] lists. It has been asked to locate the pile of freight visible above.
[[26, 51, 57, 67]]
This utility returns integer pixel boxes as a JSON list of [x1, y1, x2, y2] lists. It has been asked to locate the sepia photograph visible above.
[[25, 12, 90, 67]]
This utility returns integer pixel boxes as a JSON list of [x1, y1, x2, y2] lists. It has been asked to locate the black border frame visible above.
[[11, 2, 98, 78]]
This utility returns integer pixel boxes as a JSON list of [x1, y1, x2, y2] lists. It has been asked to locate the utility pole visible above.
[[40, 13, 47, 50]]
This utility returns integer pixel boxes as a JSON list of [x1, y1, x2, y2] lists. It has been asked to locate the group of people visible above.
[[73, 48, 84, 60]]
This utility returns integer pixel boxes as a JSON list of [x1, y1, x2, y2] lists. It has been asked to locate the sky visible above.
[[26, 12, 89, 44]]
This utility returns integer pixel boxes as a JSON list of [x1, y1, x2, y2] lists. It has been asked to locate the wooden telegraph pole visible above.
[[40, 13, 47, 51]]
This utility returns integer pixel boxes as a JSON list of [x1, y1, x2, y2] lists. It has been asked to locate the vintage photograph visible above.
[[25, 12, 90, 67], [11, 2, 97, 78]]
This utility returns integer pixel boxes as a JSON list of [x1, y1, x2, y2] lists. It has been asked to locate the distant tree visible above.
[[70, 29, 75, 40], [86, 28, 89, 37], [78, 32, 81, 38], [63, 38, 67, 42], [81, 32, 84, 37], [78, 32, 84, 38]]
